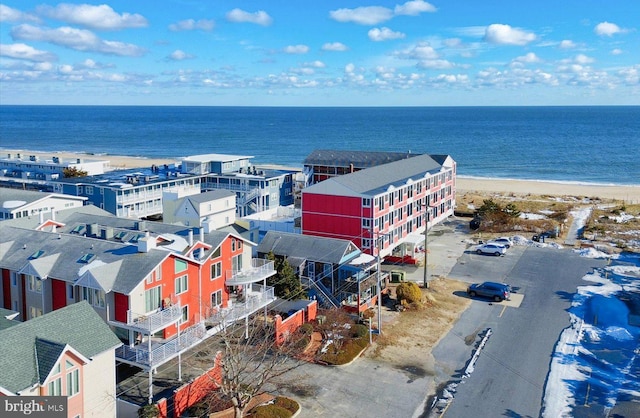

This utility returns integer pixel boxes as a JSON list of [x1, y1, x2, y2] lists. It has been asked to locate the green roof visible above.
[[0, 301, 121, 394]]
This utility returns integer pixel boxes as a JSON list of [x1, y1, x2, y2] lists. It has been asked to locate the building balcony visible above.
[[115, 322, 206, 370], [206, 284, 276, 328], [109, 303, 182, 335], [225, 259, 276, 286]]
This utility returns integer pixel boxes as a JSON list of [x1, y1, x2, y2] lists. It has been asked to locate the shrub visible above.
[[274, 397, 299, 414], [299, 323, 314, 335], [396, 282, 422, 304], [351, 324, 368, 338], [137, 404, 160, 418], [250, 404, 292, 418]]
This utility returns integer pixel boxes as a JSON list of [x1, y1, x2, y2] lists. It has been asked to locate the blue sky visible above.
[[0, 1, 638, 106]]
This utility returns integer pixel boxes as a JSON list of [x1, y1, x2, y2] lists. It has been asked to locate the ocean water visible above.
[[0, 105, 638, 186]]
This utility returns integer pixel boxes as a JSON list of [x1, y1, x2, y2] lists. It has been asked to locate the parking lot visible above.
[[431, 245, 609, 418]]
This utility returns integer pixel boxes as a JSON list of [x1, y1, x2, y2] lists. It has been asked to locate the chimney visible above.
[[138, 236, 156, 253], [101, 227, 114, 240], [188, 229, 194, 246]]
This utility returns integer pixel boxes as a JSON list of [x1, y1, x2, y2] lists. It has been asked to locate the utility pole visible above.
[[422, 203, 437, 289]]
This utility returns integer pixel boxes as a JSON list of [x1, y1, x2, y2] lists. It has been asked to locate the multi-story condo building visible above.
[[0, 211, 277, 403], [0, 152, 110, 180], [43, 154, 296, 219], [0, 189, 87, 221], [301, 153, 456, 258], [302, 149, 419, 185]]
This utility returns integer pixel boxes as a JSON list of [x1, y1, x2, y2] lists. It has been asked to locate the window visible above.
[[67, 369, 79, 397], [362, 198, 371, 207], [362, 218, 371, 228], [174, 259, 187, 274], [67, 284, 74, 299], [12, 273, 17, 286], [27, 275, 42, 293], [231, 239, 236, 251], [211, 290, 222, 307], [145, 286, 161, 313], [232, 254, 242, 272], [48, 377, 62, 396], [85, 186, 93, 195], [362, 238, 372, 249], [180, 306, 189, 324], [175, 275, 188, 295], [211, 262, 222, 280], [81, 287, 105, 308], [30, 306, 42, 319]]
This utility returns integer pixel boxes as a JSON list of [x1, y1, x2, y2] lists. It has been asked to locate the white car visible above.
[[488, 237, 513, 248], [476, 243, 507, 256]]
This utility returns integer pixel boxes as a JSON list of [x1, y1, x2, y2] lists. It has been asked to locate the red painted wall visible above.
[[2, 270, 10, 310], [51, 279, 66, 310]]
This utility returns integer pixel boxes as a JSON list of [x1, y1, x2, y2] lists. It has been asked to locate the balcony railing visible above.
[[115, 322, 206, 369], [225, 259, 276, 286], [119, 303, 182, 334], [207, 284, 275, 327]]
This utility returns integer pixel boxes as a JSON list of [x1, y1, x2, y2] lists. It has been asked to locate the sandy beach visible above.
[[3, 148, 639, 202]]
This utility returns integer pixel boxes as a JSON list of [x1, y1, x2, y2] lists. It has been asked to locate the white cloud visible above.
[[168, 50, 194, 61], [443, 38, 463, 48], [559, 40, 576, 49], [418, 59, 454, 70], [515, 52, 541, 63], [169, 19, 215, 32], [0, 4, 40, 23], [37, 3, 147, 30], [284, 45, 309, 54], [394, 0, 437, 16], [303, 60, 326, 68], [321, 42, 348, 52], [455, 26, 488, 37], [11, 24, 146, 57], [484, 24, 536, 46], [330, 6, 393, 25], [226, 9, 272, 26], [594, 21, 624, 37], [368, 27, 405, 41], [395, 43, 440, 60], [575, 54, 594, 64], [0, 43, 57, 62], [611, 48, 623, 55]]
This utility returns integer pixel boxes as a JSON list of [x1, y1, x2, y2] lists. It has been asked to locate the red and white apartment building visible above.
[[301, 153, 456, 259]]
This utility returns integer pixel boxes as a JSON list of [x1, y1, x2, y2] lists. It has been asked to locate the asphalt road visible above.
[[432, 246, 608, 418]]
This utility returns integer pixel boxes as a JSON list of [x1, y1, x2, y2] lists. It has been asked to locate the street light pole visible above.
[[422, 203, 437, 289], [376, 235, 382, 333]]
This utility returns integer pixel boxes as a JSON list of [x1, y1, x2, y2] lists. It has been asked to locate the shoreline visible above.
[[2, 148, 639, 202]]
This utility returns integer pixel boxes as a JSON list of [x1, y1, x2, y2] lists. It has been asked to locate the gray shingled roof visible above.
[[257, 231, 359, 265], [303, 149, 419, 167], [0, 212, 242, 295], [302, 153, 447, 198], [187, 189, 235, 204], [0, 301, 121, 394]]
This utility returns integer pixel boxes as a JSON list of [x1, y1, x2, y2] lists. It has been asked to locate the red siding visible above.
[[51, 279, 67, 310], [2, 270, 10, 310]]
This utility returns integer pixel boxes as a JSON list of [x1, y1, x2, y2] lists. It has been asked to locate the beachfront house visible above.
[[0, 301, 122, 418], [162, 188, 237, 230], [301, 153, 456, 259]]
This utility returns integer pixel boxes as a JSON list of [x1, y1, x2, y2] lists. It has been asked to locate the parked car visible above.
[[489, 237, 513, 248], [467, 281, 511, 301], [476, 243, 507, 256]]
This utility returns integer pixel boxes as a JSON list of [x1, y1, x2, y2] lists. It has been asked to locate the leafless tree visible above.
[[205, 314, 311, 418]]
